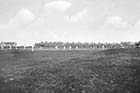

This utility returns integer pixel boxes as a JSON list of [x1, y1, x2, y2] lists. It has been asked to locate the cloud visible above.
[[105, 16, 129, 28], [0, 24, 8, 29], [133, 19, 140, 37], [64, 8, 88, 22], [134, 19, 140, 29], [45, 1, 72, 12], [8, 8, 35, 26], [0, 8, 36, 44], [35, 1, 72, 25]]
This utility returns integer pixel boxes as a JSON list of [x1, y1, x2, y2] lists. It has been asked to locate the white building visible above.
[[0, 42, 17, 50]]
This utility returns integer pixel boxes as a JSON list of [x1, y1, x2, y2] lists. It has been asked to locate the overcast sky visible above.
[[0, 0, 140, 45]]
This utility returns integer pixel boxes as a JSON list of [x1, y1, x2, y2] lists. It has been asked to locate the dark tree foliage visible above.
[[135, 41, 140, 48]]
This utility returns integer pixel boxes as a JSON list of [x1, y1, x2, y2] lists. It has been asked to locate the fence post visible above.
[[15, 45, 17, 50], [64, 46, 66, 50], [24, 45, 26, 50], [32, 45, 34, 52], [1, 45, 4, 50], [76, 46, 78, 50], [102, 45, 105, 50], [55, 46, 58, 49], [69, 46, 72, 50], [9, 45, 12, 50]]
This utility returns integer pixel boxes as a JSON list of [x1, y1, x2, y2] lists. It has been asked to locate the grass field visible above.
[[0, 48, 140, 93]]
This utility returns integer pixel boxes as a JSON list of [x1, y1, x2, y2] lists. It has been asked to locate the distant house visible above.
[[0, 42, 17, 49]]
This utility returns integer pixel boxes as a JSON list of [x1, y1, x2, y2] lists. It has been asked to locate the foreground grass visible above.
[[0, 49, 140, 93]]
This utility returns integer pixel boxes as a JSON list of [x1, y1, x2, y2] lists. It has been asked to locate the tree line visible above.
[[34, 41, 139, 49]]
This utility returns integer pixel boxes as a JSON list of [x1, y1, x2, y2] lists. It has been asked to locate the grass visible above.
[[0, 48, 140, 93]]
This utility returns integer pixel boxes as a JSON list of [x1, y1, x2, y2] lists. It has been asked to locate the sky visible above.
[[0, 0, 140, 45]]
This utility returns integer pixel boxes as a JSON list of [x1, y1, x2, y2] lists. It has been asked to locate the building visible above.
[[0, 42, 17, 49]]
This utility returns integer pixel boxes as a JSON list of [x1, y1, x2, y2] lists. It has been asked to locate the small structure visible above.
[[69, 46, 72, 50], [55, 46, 58, 49], [24, 45, 26, 50], [76, 46, 78, 50], [0, 42, 17, 50], [63, 46, 66, 50], [32, 45, 34, 52], [102, 45, 105, 50], [15, 45, 17, 50], [40, 46, 42, 49]]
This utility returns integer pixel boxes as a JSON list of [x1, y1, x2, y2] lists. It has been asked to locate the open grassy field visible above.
[[0, 48, 140, 93]]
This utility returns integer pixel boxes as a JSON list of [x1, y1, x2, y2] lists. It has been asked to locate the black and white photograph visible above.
[[0, 0, 140, 93]]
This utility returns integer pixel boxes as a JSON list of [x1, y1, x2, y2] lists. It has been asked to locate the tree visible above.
[[135, 41, 140, 48]]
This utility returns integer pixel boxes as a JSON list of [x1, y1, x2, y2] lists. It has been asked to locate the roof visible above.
[[1, 42, 17, 45]]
